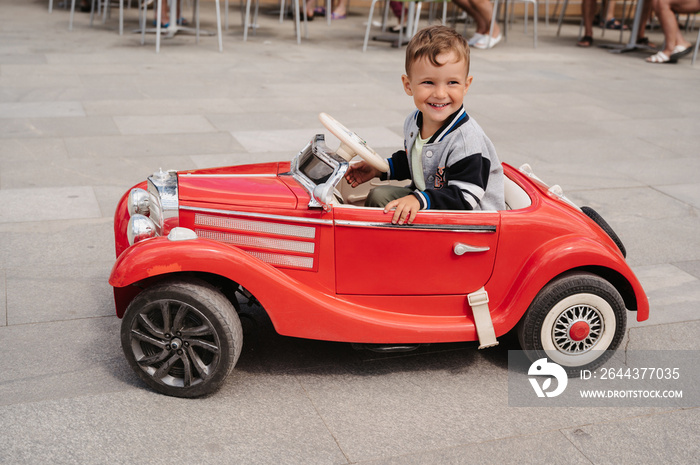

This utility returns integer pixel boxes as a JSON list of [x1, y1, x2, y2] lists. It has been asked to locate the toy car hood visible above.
[[178, 162, 302, 210]]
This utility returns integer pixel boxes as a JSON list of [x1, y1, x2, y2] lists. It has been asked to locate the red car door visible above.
[[333, 206, 501, 296]]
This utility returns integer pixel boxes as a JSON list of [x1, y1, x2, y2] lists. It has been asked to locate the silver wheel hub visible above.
[[552, 304, 604, 354]]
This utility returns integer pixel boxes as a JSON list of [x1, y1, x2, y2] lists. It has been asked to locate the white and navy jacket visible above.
[[382, 106, 505, 211]]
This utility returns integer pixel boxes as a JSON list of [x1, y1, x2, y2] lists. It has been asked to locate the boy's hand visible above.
[[345, 161, 380, 188], [384, 195, 421, 225]]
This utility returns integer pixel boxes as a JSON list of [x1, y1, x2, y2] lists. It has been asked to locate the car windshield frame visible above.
[[289, 134, 349, 209]]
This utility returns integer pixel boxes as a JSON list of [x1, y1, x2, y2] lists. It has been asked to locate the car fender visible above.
[[110, 236, 302, 315], [489, 235, 649, 334], [109, 236, 482, 343]]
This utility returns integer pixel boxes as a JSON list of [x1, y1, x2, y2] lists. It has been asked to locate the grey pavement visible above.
[[1, 0, 699, 463]]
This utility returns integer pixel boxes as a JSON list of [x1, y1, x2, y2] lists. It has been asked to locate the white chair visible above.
[[140, 0, 223, 53], [222, 0, 312, 43], [363, 0, 448, 52], [489, 0, 539, 48], [68, 0, 125, 34]]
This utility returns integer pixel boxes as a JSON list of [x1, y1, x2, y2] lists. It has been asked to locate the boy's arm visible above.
[[413, 152, 492, 211], [381, 150, 411, 182]]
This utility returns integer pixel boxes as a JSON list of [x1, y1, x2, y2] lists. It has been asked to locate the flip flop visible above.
[[331, 12, 347, 19], [670, 44, 693, 62], [636, 37, 657, 49], [313, 6, 326, 15], [602, 18, 628, 30], [646, 51, 674, 64], [577, 35, 593, 47]]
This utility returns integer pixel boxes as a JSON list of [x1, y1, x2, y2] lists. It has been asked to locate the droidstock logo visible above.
[[528, 358, 568, 398]]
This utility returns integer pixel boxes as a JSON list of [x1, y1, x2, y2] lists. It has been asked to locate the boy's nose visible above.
[[434, 85, 447, 98]]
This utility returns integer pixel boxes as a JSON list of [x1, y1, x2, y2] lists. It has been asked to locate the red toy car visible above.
[[110, 114, 649, 397]]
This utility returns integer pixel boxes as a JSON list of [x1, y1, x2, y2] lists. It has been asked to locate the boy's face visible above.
[[402, 51, 473, 136]]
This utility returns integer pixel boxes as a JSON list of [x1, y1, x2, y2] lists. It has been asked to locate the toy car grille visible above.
[[246, 251, 314, 269], [194, 214, 315, 239], [193, 213, 317, 270], [195, 230, 315, 254]]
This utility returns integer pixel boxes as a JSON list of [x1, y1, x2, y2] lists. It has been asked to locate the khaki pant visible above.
[[365, 186, 414, 207]]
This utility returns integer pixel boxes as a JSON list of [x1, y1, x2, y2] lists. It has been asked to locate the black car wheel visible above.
[[121, 279, 243, 397], [518, 273, 627, 375]]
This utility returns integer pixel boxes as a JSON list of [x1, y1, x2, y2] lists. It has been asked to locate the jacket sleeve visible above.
[[413, 152, 491, 210], [380, 150, 411, 181]]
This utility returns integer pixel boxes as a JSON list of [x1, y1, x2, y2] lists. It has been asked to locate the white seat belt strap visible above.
[[468, 287, 499, 349]]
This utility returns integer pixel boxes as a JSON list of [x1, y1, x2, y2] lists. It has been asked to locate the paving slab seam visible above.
[[0, 314, 117, 328], [295, 374, 353, 465]]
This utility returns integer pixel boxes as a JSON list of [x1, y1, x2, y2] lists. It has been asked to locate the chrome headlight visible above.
[[147, 168, 179, 235], [127, 188, 150, 216], [128, 214, 156, 245]]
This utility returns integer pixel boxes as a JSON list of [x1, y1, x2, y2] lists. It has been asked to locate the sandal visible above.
[[602, 18, 628, 30], [670, 44, 693, 61], [577, 35, 593, 47], [636, 37, 656, 49], [646, 51, 674, 63]]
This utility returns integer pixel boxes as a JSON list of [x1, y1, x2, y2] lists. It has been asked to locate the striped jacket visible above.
[[383, 106, 505, 211]]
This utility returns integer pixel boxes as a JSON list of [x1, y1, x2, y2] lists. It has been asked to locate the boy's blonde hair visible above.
[[405, 25, 470, 77]]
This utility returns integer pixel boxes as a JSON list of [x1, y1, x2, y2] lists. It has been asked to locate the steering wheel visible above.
[[319, 112, 389, 173]]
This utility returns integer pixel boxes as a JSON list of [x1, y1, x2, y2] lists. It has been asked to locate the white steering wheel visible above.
[[319, 112, 389, 173]]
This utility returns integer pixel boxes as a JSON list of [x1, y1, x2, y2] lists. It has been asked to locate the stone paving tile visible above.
[[83, 98, 246, 116], [655, 183, 700, 210], [0, 186, 101, 223], [1, 116, 120, 138], [0, 219, 114, 268], [0, 101, 85, 119], [232, 126, 404, 154], [629, 264, 700, 327], [560, 409, 700, 464], [0, 155, 196, 190], [355, 431, 591, 465], [0, 270, 6, 327], [62, 133, 243, 158], [6, 265, 114, 325], [113, 115, 218, 135], [0, 138, 69, 162], [0, 372, 348, 464]]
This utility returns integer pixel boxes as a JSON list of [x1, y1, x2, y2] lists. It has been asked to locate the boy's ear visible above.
[[401, 74, 413, 96], [464, 75, 474, 95]]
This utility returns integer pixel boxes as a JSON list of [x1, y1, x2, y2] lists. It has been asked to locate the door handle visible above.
[[454, 243, 490, 255]]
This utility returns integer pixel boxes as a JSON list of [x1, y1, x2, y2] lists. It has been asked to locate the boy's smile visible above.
[[401, 51, 473, 139]]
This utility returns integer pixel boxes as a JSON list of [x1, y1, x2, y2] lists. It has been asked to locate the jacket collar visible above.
[[414, 105, 469, 144]]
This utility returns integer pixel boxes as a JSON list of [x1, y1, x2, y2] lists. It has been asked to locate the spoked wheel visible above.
[[518, 273, 627, 376], [121, 280, 243, 398]]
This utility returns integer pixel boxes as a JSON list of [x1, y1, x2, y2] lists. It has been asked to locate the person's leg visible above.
[[636, 0, 655, 43], [654, 0, 694, 55], [602, 0, 628, 28], [365, 186, 413, 208], [332, 0, 348, 17], [453, 0, 488, 32], [470, 0, 500, 37], [578, 0, 596, 46]]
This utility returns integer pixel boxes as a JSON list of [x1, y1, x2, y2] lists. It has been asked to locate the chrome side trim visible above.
[[180, 205, 333, 226], [179, 173, 277, 178], [333, 220, 496, 233]]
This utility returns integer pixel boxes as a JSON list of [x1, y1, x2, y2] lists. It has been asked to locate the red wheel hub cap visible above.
[[569, 321, 590, 341]]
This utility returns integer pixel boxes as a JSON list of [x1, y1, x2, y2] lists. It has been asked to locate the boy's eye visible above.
[[422, 81, 433, 85]]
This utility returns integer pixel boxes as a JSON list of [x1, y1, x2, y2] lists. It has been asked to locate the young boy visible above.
[[345, 25, 505, 224]]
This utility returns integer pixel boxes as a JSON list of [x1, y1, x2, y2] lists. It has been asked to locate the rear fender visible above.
[[489, 235, 649, 334]]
